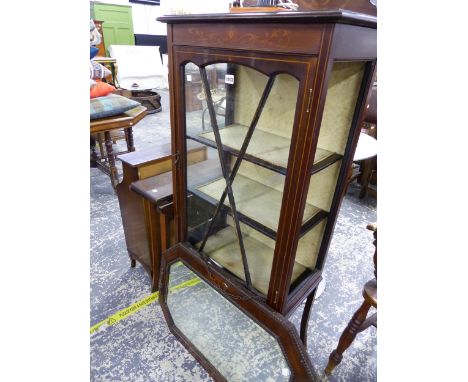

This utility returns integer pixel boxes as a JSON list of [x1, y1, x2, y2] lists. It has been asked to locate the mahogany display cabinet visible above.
[[158, 10, 376, 381]]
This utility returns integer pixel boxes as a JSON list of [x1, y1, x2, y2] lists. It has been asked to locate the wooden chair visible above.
[[325, 224, 377, 375], [197, 88, 226, 131]]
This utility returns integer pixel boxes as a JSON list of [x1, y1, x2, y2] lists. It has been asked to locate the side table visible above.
[[90, 105, 147, 188]]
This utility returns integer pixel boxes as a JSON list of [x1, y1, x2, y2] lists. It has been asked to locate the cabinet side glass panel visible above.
[[291, 61, 366, 290]]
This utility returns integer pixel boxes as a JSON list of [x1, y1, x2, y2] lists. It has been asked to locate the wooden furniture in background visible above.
[[116, 141, 207, 291], [158, 10, 376, 380], [90, 105, 146, 188], [92, 20, 106, 57], [325, 224, 377, 375]]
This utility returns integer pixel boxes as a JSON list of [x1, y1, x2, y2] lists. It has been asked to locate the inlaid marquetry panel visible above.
[[172, 23, 323, 54]]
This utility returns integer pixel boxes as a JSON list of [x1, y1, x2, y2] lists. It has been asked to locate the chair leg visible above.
[[325, 299, 372, 375], [359, 312, 377, 332]]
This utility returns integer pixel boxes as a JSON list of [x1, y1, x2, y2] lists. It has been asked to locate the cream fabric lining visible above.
[[201, 218, 307, 295], [199, 124, 334, 170], [317, 61, 365, 155], [197, 173, 321, 232]]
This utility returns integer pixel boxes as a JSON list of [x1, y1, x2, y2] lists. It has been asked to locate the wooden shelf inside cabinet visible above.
[[198, 225, 307, 295], [187, 123, 342, 175], [189, 172, 328, 239]]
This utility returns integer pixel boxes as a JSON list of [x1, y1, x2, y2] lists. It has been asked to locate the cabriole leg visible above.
[[300, 288, 317, 346]]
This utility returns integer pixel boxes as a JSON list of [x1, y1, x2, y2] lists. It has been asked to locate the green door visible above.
[[91, 2, 135, 55]]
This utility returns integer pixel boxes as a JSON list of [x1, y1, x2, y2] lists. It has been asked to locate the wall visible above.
[[92, 0, 232, 36]]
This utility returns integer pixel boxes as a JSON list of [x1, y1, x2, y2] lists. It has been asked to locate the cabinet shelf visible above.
[[187, 123, 342, 176], [189, 172, 328, 239], [199, 225, 307, 295]]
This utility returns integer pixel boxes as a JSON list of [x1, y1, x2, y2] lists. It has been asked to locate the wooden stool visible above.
[[90, 105, 146, 188], [325, 224, 377, 375]]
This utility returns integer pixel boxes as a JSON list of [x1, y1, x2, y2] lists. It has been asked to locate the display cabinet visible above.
[[158, 10, 376, 381]]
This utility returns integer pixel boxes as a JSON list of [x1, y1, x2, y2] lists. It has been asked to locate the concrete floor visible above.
[[90, 89, 377, 381]]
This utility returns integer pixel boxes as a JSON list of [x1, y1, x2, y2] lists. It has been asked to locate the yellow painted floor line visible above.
[[90, 277, 200, 336]]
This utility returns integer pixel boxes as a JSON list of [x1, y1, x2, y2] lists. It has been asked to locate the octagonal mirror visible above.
[[159, 243, 318, 382]]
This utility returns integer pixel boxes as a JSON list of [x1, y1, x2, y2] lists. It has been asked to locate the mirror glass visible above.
[[167, 261, 292, 381]]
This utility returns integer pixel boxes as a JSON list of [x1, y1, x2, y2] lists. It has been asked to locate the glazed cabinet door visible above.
[[171, 48, 318, 300]]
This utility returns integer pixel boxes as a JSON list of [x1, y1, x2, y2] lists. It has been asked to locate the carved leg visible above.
[[325, 299, 372, 375], [104, 131, 118, 188], [300, 288, 317, 346], [125, 126, 135, 152], [131, 258, 136, 268]]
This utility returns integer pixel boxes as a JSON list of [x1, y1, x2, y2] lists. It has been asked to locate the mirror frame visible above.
[[159, 242, 319, 382]]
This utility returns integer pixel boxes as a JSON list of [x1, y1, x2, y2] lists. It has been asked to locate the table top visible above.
[[90, 105, 147, 134], [354, 132, 377, 161], [93, 56, 117, 63]]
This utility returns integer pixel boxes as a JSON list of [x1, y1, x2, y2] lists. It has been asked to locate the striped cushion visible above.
[[90, 94, 140, 120], [90, 61, 111, 79]]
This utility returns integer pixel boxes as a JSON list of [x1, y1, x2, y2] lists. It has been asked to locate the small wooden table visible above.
[[90, 105, 147, 188]]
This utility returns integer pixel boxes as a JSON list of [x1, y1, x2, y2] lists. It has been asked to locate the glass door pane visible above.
[[183, 62, 306, 295]]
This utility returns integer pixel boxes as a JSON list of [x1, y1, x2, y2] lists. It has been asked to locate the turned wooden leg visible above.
[[300, 288, 317, 346], [325, 299, 372, 375], [125, 126, 135, 152], [131, 258, 136, 268], [104, 131, 118, 188]]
